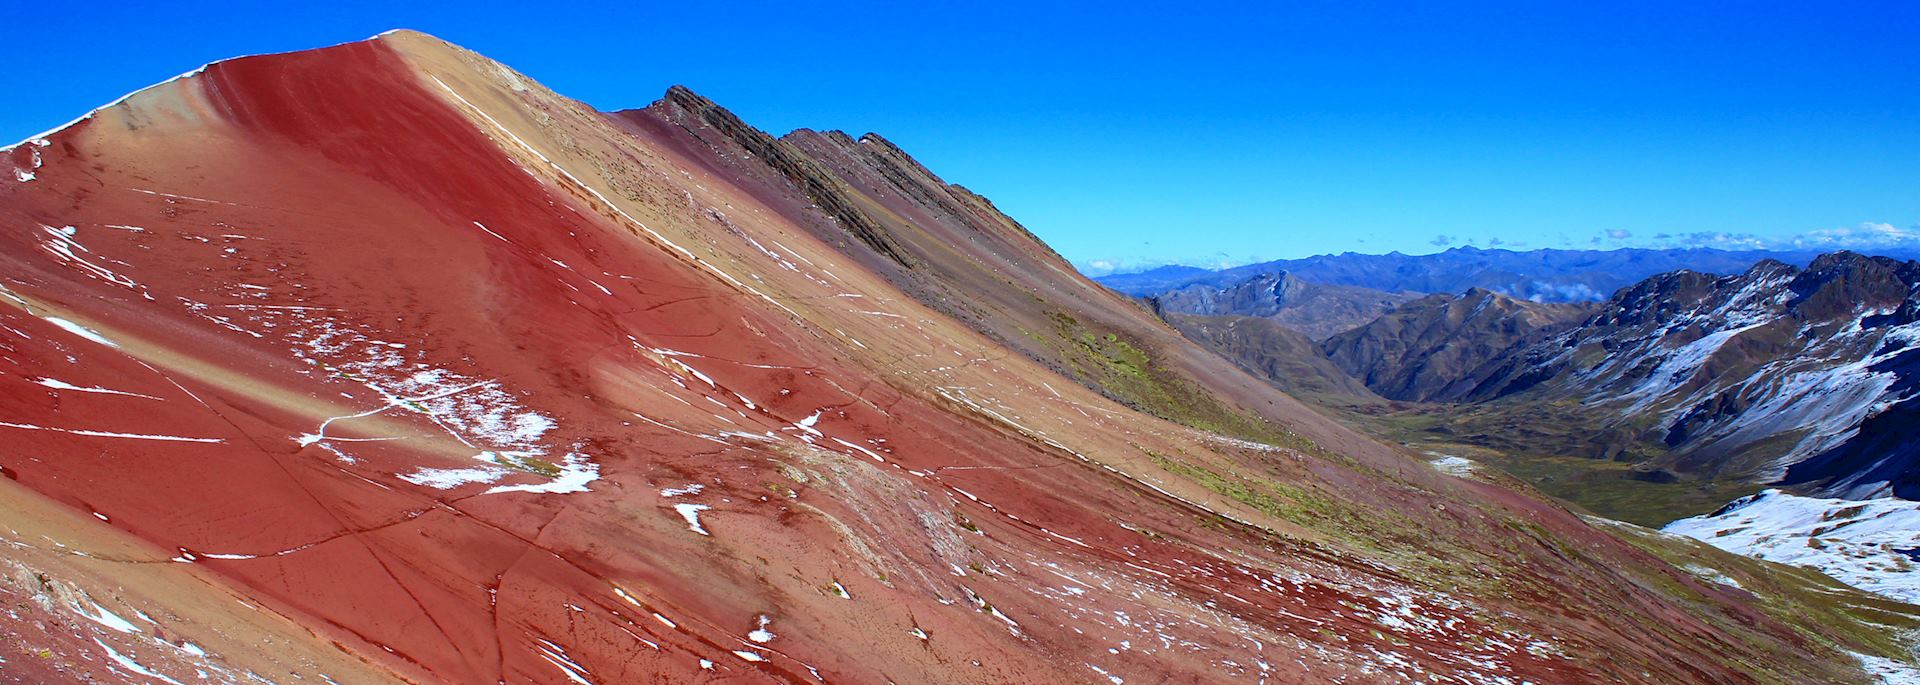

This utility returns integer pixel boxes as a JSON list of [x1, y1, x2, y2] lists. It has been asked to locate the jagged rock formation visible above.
[[0, 31, 1911, 685]]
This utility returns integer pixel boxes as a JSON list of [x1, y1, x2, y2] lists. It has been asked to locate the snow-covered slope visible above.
[[1461, 253, 1920, 496], [1665, 489, 1920, 603]]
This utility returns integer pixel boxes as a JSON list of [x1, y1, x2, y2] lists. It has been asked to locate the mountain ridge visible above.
[[1453, 251, 1920, 492], [1207, 251, 1920, 510], [0, 29, 1912, 685], [1097, 245, 1919, 303]]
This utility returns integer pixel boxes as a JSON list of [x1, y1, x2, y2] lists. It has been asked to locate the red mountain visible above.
[[0, 31, 1910, 684]]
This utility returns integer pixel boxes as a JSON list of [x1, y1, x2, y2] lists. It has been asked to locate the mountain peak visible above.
[[855, 131, 902, 152], [1806, 249, 1889, 272], [653, 83, 733, 121], [369, 28, 438, 43], [3, 26, 526, 159], [1786, 250, 1920, 316]]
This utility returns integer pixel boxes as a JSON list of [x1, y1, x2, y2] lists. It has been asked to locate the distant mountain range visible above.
[[1097, 246, 1920, 302], [1180, 251, 1920, 506], [1149, 271, 1419, 340]]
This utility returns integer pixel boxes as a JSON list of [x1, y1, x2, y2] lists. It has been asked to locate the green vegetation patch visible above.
[[491, 453, 562, 478], [1036, 310, 1290, 445]]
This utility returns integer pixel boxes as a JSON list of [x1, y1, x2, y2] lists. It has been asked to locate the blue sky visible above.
[[10, 1, 1917, 274]]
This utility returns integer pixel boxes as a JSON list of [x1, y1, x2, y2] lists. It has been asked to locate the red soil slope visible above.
[[0, 31, 1910, 684]]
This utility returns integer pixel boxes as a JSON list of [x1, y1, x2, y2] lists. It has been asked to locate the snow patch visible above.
[[1665, 489, 1920, 603], [29, 377, 162, 400], [1428, 455, 1476, 477], [659, 484, 705, 497], [532, 638, 594, 685], [398, 466, 509, 489], [93, 638, 186, 685], [43, 316, 118, 347], [747, 615, 775, 643], [675, 503, 712, 536], [0, 421, 222, 443], [485, 452, 600, 495], [1855, 651, 1920, 684], [77, 601, 141, 634]]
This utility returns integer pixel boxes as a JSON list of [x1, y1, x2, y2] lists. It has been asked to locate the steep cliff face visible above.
[[1781, 338, 1920, 497], [0, 31, 1911, 685]]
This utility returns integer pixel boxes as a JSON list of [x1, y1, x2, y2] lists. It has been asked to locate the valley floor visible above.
[[1332, 397, 1920, 635], [1315, 396, 1763, 526]]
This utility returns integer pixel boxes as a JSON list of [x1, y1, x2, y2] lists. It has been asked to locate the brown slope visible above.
[[0, 30, 1909, 685], [1324, 288, 1594, 401], [613, 72, 1913, 684], [616, 95, 1380, 460], [1164, 313, 1382, 402]]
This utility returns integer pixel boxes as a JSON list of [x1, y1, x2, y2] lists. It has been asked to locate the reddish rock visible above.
[[0, 31, 1903, 684]]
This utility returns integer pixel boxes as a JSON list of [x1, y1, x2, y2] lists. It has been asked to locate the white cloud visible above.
[[1668, 231, 1770, 250], [1074, 253, 1267, 277], [1780, 222, 1920, 250], [1649, 222, 1918, 252]]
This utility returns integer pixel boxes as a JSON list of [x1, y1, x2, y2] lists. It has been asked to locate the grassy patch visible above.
[[1145, 451, 1332, 528], [1353, 406, 1757, 526], [1035, 311, 1286, 442], [491, 453, 562, 478]]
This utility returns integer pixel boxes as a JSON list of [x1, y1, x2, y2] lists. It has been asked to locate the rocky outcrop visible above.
[[631, 86, 919, 268]]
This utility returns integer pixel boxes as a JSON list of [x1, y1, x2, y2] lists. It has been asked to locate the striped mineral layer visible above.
[[0, 31, 1915, 685]]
